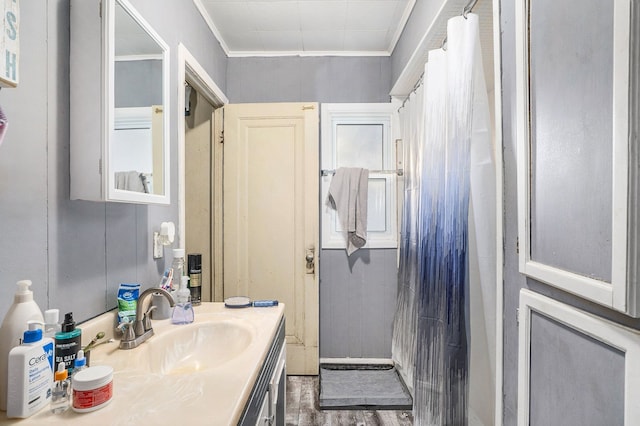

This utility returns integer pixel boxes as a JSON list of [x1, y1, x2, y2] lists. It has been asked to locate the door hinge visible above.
[[99, 0, 102, 18], [218, 108, 224, 143], [98, 159, 102, 175], [516, 308, 520, 325], [516, 237, 519, 254]]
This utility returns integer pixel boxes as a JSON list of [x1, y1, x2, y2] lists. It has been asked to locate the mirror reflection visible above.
[[112, 1, 165, 195]]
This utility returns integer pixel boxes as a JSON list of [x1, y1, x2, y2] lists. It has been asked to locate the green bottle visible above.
[[54, 312, 82, 374]]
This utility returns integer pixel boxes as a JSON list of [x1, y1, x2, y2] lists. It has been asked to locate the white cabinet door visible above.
[[255, 392, 271, 426]]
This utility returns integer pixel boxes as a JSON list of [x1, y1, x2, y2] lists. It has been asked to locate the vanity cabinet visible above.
[[70, 0, 170, 204], [240, 318, 286, 426]]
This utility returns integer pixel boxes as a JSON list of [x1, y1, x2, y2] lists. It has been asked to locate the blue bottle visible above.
[[171, 276, 194, 325]]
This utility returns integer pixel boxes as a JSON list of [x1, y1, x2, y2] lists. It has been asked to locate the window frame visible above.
[[320, 103, 399, 250]]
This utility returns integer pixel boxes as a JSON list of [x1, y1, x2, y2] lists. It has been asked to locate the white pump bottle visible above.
[[0, 280, 45, 411]]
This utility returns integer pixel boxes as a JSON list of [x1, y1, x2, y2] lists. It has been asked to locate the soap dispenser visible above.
[[0, 280, 44, 411], [171, 276, 194, 325]]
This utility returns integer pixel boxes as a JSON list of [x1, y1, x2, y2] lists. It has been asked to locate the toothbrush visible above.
[[160, 268, 173, 291]]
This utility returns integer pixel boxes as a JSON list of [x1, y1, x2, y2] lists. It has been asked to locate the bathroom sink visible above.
[[3, 303, 284, 425], [145, 318, 255, 375]]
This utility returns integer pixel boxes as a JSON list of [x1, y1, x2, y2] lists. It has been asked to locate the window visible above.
[[321, 103, 399, 249]]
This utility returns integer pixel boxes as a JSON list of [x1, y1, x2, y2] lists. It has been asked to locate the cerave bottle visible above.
[[6, 324, 54, 418]]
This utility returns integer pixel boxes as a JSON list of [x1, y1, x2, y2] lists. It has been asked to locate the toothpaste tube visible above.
[[117, 283, 140, 323]]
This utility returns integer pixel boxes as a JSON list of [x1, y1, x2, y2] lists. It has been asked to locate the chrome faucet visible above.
[[118, 287, 175, 350]]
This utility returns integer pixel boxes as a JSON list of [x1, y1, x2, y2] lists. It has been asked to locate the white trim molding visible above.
[[492, 0, 504, 422], [177, 43, 228, 250], [517, 289, 640, 425], [515, 0, 638, 316]]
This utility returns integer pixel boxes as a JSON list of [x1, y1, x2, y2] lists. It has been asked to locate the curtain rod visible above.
[[321, 169, 404, 177], [396, 0, 482, 113]]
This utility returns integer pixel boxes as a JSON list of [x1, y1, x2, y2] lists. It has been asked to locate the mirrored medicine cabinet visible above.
[[70, 0, 170, 204]]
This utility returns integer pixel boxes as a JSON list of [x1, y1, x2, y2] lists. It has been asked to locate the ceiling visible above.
[[193, 0, 416, 57]]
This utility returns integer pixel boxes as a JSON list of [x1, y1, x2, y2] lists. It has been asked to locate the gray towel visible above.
[[326, 167, 369, 255], [114, 170, 146, 193]]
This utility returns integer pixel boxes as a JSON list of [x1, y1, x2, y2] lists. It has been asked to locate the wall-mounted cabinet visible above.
[[70, 0, 170, 204], [516, 0, 639, 316]]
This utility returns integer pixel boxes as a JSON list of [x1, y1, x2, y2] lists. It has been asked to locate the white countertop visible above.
[[1, 302, 285, 425]]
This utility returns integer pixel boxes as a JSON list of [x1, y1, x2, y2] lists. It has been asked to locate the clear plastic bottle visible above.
[[170, 248, 185, 293], [43, 309, 61, 339], [171, 276, 194, 325], [50, 362, 71, 414]]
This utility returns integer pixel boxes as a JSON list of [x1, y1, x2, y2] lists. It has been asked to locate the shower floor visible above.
[[319, 364, 413, 410]]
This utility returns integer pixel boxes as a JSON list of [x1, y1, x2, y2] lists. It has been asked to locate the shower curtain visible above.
[[391, 13, 493, 425]]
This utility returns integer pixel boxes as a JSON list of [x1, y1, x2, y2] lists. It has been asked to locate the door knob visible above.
[[305, 247, 315, 274]]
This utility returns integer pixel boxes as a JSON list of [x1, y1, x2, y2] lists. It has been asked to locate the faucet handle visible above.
[[117, 322, 136, 342], [143, 305, 157, 331]]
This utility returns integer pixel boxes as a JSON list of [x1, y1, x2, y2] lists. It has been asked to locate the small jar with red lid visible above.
[[72, 365, 113, 413]]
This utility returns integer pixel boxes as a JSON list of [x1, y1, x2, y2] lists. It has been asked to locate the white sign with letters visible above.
[[1, 0, 18, 87]]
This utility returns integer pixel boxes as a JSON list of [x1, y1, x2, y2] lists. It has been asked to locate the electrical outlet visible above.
[[153, 232, 163, 259]]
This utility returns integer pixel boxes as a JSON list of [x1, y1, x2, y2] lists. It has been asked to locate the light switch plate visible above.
[[153, 232, 163, 259]]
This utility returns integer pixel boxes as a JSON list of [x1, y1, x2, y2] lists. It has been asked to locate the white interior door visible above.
[[223, 102, 319, 375]]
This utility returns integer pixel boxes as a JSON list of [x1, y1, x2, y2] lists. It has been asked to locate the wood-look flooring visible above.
[[286, 376, 414, 426]]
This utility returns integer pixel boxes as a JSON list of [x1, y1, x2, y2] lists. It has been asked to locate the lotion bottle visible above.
[[6, 322, 54, 418], [0, 280, 44, 411]]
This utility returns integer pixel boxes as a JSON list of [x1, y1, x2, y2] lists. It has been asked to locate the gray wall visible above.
[[115, 60, 163, 107], [319, 249, 398, 358], [0, 0, 227, 323], [226, 56, 391, 104], [500, 0, 640, 423]]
